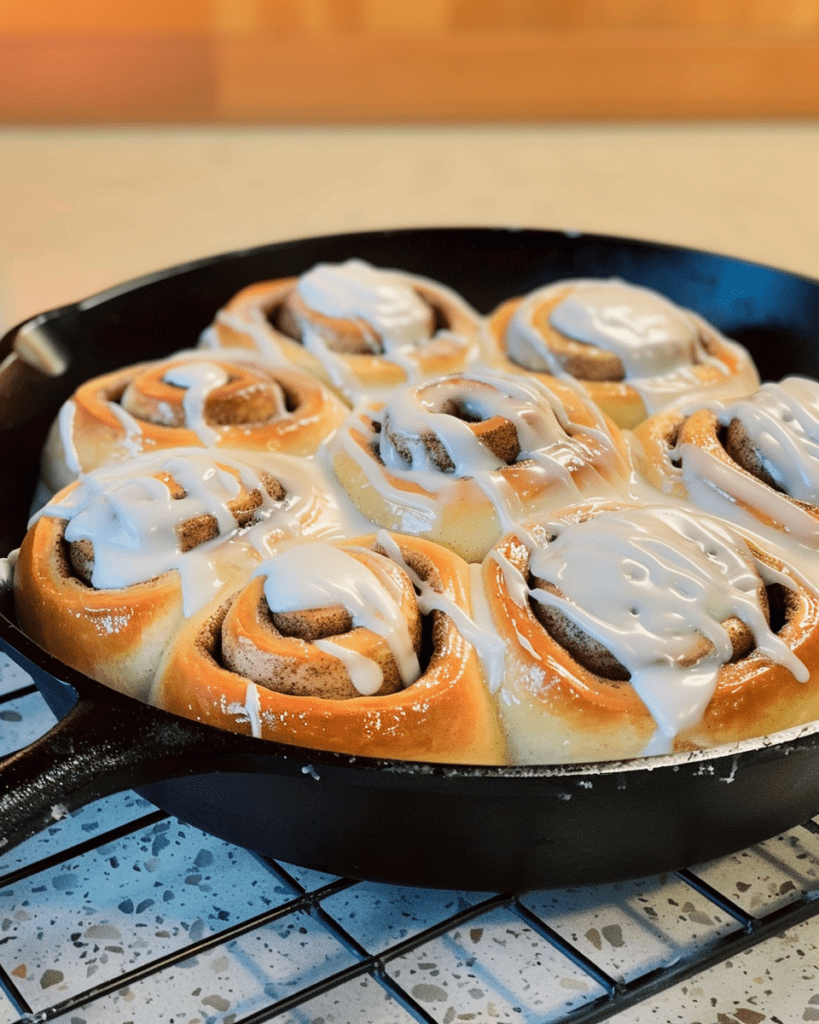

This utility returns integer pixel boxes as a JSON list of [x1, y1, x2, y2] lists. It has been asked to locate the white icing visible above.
[[313, 638, 385, 696], [253, 543, 421, 694], [374, 529, 508, 693], [681, 442, 819, 549], [297, 259, 432, 352], [549, 281, 697, 377], [57, 400, 82, 475], [294, 261, 469, 405], [716, 377, 819, 503], [33, 450, 288, 616], [332, 371, 629, 548], [162, 361, 230, 446], [515, 505, 808, 753], [666, 378, 819, 549], [106, 401, 149, 457], [504, 278, 758, 413], [297, 323, 366, 398], [378, 372, 623, 480], [244, 681, 262, 738]]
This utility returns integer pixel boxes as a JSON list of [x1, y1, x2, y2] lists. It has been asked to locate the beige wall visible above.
[[2, 0, 819, 122]]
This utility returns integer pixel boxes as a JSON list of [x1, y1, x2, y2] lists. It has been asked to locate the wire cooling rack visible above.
[[1, 653, 819, 1024]]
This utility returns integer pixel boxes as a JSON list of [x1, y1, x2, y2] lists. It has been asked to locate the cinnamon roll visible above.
[[330, 371, 634, 562], [481, 501, 819, 763], [486, 278, 759, 428], [14, 449, 346, 702], [150, 533, 507, 764], [634, 377, 819, 548], [40, 352, 348, 492], [201, 259, 482, 405]]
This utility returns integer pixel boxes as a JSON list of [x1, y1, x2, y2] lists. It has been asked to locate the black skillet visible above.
[[1, 227, 819, 893]]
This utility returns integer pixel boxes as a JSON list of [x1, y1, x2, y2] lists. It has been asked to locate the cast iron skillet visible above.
[[1, 227, 819, 893]]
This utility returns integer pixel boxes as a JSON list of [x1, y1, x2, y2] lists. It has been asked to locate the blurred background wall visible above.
[[2, 2, 819, 333], [2, 0, 819, 123]]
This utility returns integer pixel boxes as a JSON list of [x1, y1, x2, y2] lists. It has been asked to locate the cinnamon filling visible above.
[[720, 418, 787, 493], [381, 409, 520, 473], [118, 363, 290, 428], [663, 419, 684, 469]]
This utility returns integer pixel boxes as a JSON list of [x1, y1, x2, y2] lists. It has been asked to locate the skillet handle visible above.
[[0, 686, 252, 855]]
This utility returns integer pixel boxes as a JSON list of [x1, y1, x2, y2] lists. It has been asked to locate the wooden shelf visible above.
[[2, 2, 818, 123]]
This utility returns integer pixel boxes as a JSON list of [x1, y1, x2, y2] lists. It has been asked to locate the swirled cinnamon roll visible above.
[[41, 352, 348, 492], [634, 377, 819, 547], [150, 533, 507, 764], [481, 501, 819, 764], [486, 278, 759, 428], [14, 449, 347, 701], [330, 371, 633, 562], [201, 259, 481, 405]]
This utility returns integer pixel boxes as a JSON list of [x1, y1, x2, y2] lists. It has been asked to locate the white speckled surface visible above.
[[1, 123, 819, 1022]]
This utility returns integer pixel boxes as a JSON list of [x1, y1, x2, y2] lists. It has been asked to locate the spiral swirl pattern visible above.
[[482, 501, 818, 763]]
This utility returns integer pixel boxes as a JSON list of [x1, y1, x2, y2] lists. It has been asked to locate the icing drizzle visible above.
[[333, 371, 630, 547], [670, 378, 819, 547], [297, 259, 432, 353], [253, 542, 422, 696], [162, 361, 230, 445], [506, 505, 808, 753], [32, 450, 350, 616], [505, 278, 758, 413]]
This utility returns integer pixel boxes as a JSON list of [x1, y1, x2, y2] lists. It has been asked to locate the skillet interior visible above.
[[2, 226, 819, 891]]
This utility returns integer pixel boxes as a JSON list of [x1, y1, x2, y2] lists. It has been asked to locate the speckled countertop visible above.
[[1, 122, 819, 1023]]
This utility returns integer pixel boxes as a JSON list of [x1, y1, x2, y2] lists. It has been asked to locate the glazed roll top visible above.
[[121, 358, 288, 439], [489, 278, 759, 428], [483, 501, 819, 763], [39, 451, 287, 609], [635, 376, 819, 544], [223, 542, 423, 699], [203, 259, 481, 404], [41, 353, 348, 491], [331, 370, 633, 561], [379, 372, 584, 474], [279, 259, 439, 357], [14, 450, 297, 700], [507, 280, 701, 380], [151, 533, 507, 763], [715, 376, 819, 500], [526, 504, 807, 741]]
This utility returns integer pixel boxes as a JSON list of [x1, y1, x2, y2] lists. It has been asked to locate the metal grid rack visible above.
[[2, 654, 819, 1024]]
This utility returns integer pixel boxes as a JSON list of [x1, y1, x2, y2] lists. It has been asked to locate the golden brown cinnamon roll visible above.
[[40, 352, 348, 492], [201, 259, 481, 405], [634, 377, 819, 547], [330, 371, 634, 562], [480, 501, 819, 763], [486, 278, 759, 428], [150, 533, 507, 764], [14, 450, 345, 701]]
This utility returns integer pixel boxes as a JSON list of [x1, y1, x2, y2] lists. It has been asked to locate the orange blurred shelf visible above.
[[2, 1, 819, 123]]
